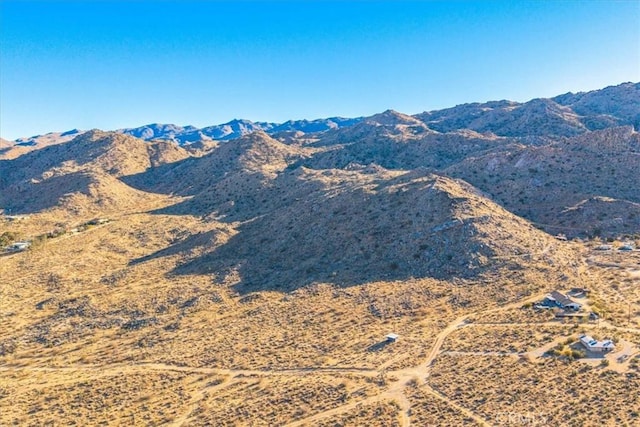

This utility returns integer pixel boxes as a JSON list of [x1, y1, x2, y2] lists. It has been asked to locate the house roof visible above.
[[579, 334, 615, 349], [548, 291, 581, 307]]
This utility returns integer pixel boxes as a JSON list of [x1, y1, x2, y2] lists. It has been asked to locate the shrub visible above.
[[571, 349, 585, 359], [0, 231, 19, 246], [29, 234, 48, 250]]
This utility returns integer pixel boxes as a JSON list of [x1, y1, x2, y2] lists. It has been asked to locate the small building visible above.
[[385, 333, 399, 343], [579, 334, 615, 353], [541, 291, 582, 311]]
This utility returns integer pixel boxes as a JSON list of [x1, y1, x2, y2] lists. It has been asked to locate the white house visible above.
[[579, 334, 615, 353]]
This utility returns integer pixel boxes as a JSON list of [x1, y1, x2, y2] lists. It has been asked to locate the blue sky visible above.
[[1, 1, 639, 140]]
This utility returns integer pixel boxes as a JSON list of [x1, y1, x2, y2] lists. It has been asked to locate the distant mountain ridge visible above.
[[4, 117, 364, 148], [7, 82, 637, 147], [117, 117, 364, 144]]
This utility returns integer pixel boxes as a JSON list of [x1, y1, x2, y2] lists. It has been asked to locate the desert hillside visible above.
[[446, 126, 640, 237], [0, 131, 189, 217], [168, 167, 576, 291]]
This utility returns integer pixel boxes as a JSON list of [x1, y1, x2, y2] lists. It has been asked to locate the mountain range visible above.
[[6, 82, 638, 147], [1, 81, 639, 243], [8, 117, 364, 147]]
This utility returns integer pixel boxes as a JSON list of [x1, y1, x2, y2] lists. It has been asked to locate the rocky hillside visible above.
[[122, 131, 309, 219], [445, 126, 640, 237], [553, 81, 640, 127], [0, 131, 189, 214], [171, 167, 570, 292], [416, 82, 640, 138], [1, 125, 581, 291]]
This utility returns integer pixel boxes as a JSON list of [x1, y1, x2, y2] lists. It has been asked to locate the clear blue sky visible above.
[[1, 0, 639, 140]]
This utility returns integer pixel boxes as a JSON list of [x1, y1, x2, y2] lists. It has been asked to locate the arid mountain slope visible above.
[[553, 81, 640, 127], [0, 131, 189, 214], [3, 82, 637, 150], [105, 128, 578, 291], [0, 129, 87, 160], [305, 128, 505, 170], [13, 129, 85, 146], [169, 167, 572, 292], [416, 97, 588, 137], [123, 131, 309, 218], [292, 114, 639, 237], [415, 82, 640, 137], [445, 126, 640, 237]]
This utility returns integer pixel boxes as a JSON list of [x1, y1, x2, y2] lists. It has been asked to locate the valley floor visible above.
[[1, 210, 639, 426], [3, 293, 640, 426]]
